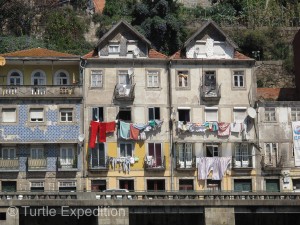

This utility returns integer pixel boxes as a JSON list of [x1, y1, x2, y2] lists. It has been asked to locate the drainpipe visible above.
[[167, 60, 174, 191]]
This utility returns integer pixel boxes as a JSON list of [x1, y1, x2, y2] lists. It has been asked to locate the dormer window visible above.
[[127, 40, 138, 54], [108, 41, 120, 54]]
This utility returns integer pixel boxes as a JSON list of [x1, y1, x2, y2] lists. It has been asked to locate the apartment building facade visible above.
[[0, 48, 84, 192]]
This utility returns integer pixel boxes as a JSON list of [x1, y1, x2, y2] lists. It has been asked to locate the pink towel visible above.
[[218, 122, 231, 136], [130, 124, 140, 140]]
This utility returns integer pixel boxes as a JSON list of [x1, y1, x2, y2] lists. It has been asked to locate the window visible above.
[[120, 143, 133, 157], [233, 108, 247, 122], [119, 179, 134, 191], [177, 70, 189, 87], [234, 143, 251, 168], [60, 108, 73, 122], [91, 70, 103, 88], [92, 107, 104, 122], [206, 144, 220, 157], [31, 70, 46, 85], [293, 179, 300, 192], [118, 70, 131, 85], [31, 181, 44, 192], [2, 181, 17, 192], [60, 147, 75, 167], [91, 180, 106, 192], [59, 181, 76, 192], [147, 179, 165, 191], [54, 71, 69, 85], [118, 108, 131, 121], [207, 180, 221, 191], [179, 179, 194, 191], [147, 71, 159, 88], [265, 107, 276, 122], [234, 179, 252, 192], [30, 108, 44, 122], [233, 71, 245, 88], [148, 143, 163, 167], [1, 148, 16, 159], [204, 71, 216, 87], [148, 107, 160, 120], [205, 108, 218, 122], [291, 107, 300, 121], [91, 143, 106, 168], [264, 143, 278, 166], [178, 109, 190, 122], [8, 70, 23, 85], [2, 108, 16, 123], [108, 44, 120, 54], [177, 143, 193, 168], [30, 148, 44, 159], [266, 179, 280, 192], [127, 40, 137, 53]]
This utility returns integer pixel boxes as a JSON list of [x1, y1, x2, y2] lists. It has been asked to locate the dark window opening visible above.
[[2, 181, 16, 192], [178, 109, 190, 122], [179, 179, 193, 191], [91, 180, 106, 192], [31, 187, 44, 192], [147, 179, 165, 191], [92, 107, 104, 122], [0, 213, 6, 220], [117, 108, 131, 121], [207, 180, 221, 191], [119, 179, 134, 191], [206, 145, 219, 157], [266, 179, 280, 192], [234, 179, 252, 192], [148, 107, 160, 120], [91, 143, 106, 167]]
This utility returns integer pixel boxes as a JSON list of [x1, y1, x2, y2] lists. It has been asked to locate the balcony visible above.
[[0, 85, 82, 99], [28, 158, 47, 171], [200, 84, 221, 101], [88, 156, 109, 171], [144, 155, 166, 171], [114, 84, 135, 101], [0, 158, 19, 172], [232, 156, 253, 169], [57, 157, 77, 171], [261, 155, 283, 171], [176, 156, 196, 171]]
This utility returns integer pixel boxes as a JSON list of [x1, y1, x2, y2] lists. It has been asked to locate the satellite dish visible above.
[[247, 107, 256, 119], [0, 56, 6, 66], [78, 134, 84, 143], [133, 48, 140, 57], [128, 68, 134, 76]]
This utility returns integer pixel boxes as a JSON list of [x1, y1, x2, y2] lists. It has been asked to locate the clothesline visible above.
[[197, 157, 231, 181]]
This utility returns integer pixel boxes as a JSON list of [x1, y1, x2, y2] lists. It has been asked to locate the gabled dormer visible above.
[[182, 20, 238, 59], [95, 20, 152, 58]]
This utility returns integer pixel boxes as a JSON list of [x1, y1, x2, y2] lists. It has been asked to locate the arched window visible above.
[[8, 70, 23, 85], [54, 70, 70, 85], [31, 70, 46, 85]]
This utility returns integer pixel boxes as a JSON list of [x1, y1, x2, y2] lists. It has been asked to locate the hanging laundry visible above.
[[130, 124, 140, 140], [148, 120, 156, 128], [212, 157, 231, 180], [106, 121, 116, 133], [133, 123, 148, 130], [230, 122, 242, 133], [218, 122, 231, 136], [119, 121, 130, 139], [99, 122, 106, 142], [89, 121, 99, 148], [191, 123, 206, 133], [139, 131, 146, 140], [154, 119, 163, 127]]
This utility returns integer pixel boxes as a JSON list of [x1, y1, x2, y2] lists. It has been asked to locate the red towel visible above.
[[106, 121, 116, 133], [99, 122, 106, 143], [130, 124, 140, 140], [89, 121, 99, 148]]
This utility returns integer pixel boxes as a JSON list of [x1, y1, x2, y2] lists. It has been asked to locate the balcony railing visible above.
[[200, 84, 221, 101], [176, 156, 196, 170], [0, 85, 82, 99], [88, 156, 109, 171], [144, 155, 166, 171], [57, 157, 77, 171], [261, 155, 283, 170], [28, 158, 47, 171], [114, 84, 135, 101], [0, 158, 19, 171], [232, 156, 253, 169]]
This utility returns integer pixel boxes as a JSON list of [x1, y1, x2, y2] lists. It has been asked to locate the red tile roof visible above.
[[170, 51, 182, 59], [0, 48, 78, 58], [257, 88, 299, 101], [93, 0, 105, 13], [148, 49, 167, 59]]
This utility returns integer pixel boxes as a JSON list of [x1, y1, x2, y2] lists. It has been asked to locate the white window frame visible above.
[[60, 108, 73, 122], [206, 144, 220, 157], [264, 143, 278, 165], [91, 70, 103, 88], [118, 70, 131, 85], [31, 70, 46, 85], [233, 71, 245, 88], [2, 108, 16, 123], [119, 143, 133, 157], [7, 69, 23, 85], [1, 147, 16, 159], [54, 70, 70, 85], [233, 108, 247, 122], [234, 143, 250, 167], [147, 70, 159, 88], [108, 44, 120, 54], [60, 146, 75, 167], [205, 108, 218, 122], [59, 181, 76, 187], [29, 108, 44, 122], [291, 107, 300, 121], [30, 147, 44, 159], [148, 107, 160, 120], [30, 181, 44, 188], [177, 143, 193, 168], [177, 70, 189, 88], [265, 107, 276, 122]]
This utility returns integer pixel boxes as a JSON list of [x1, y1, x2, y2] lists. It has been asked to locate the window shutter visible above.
[[2, 109, 16, 122]]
